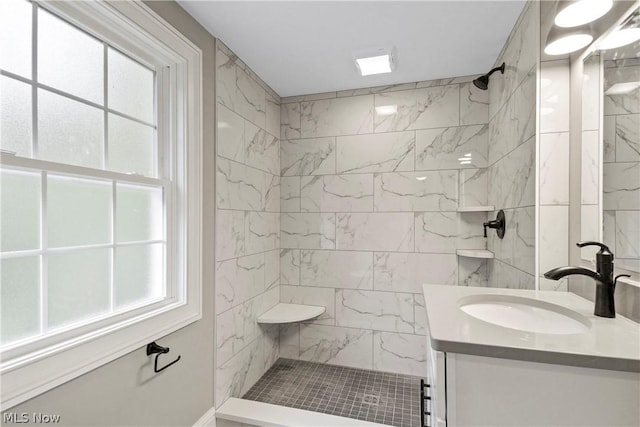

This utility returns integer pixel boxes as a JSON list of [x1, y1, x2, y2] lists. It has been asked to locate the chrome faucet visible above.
[[544, 242, 629, 318]]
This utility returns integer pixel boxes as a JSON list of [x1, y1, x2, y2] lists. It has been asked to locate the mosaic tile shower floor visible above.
[[242, 358, 423, 427]]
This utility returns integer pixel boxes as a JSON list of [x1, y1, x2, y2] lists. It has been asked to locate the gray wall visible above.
[[3, 2, 216, 425]]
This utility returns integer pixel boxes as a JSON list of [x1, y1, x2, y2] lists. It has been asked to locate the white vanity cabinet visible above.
[[422, 285, 640, 427], [425, 337, 640, 427]]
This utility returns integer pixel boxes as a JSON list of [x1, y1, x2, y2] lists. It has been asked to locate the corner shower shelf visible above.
[[456, 205, 495, 212], [257, 303, 325, 324], [456, 249, 495, 259]]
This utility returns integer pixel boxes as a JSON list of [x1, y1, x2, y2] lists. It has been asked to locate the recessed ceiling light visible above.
[[598, 27, 640, 50], [544, 33, 593, 55], [555, 0, 613, 28], [605, 82, 640, 95], [355, 48, 395, 76]]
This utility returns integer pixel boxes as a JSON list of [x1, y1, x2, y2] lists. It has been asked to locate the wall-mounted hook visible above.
[[146, 341, 181, 373]]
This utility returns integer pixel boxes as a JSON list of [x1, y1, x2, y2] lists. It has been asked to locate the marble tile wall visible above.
[[215, 41, 281, 407], [486, 1, 539, 289], [602, 60, 640, 272], [278, 73, 490, 376]]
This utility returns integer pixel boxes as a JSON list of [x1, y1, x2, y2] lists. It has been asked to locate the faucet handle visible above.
[[576, 241, 612, 253]]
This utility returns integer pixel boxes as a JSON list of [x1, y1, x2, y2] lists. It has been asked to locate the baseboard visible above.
[[193, 406, 217, 427]]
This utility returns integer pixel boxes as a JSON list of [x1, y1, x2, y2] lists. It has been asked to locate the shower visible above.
[[473, 62, 506, 90]]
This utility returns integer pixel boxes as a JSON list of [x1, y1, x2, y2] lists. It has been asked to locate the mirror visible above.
[[580, 8, 640, 280]]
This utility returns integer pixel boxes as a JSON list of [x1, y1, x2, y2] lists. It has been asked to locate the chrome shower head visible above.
[[473, 62, 506, 90]]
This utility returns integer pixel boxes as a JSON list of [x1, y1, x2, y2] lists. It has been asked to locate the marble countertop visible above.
[[423, 285, 640, 372]]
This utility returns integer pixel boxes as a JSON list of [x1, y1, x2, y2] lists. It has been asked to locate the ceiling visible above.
[[177, 1, 526, 97]]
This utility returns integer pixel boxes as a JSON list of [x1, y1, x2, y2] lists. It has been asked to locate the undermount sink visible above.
[[458, 294, 591, 335]]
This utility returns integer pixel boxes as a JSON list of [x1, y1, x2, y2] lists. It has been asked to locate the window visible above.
[[0, 0, 202, 409]]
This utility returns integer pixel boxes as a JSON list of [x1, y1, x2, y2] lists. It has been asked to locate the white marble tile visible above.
[[264, 174, 280, 213], [300, 95, 374, 138], [457, 211, 489, 250], [603, 115, 616, 163], [336, 213, 414, 252], [280, 285, 335, 325], [299, 324, 373, 369], [300, 174, 373, 212], [216, 209, 245, 261], [215, 334, 261, 407], [336, 131, 415, 174], [374, 85, 459, 132], [488, 100, 516, 165], [266, 93, 280, 139], [513, 69, 537, 146], [615, 211, 640, 258], [582, 54, 601, 131], [215, 253, 265, 316], [374, 171, 458, 212], [283, 92, 337, 103], [216, 287, 278, 366], [373, 252, 457, 293], [490, 207, 536, 275], [265, 250, 280, 289], [236, 64, 266, 128], [336, 290, 414, 333], [215, 325, 278, 407], [414, 212, 457, 253], [300, 250, 373, 289], [488, 137, 535, 210], [603, 210, 616, 257], [281, 102, 301, 139], [458, 256, 489, 287], [279, 323, 300, 359], [216, 48, 266, 128], [539, 206, 569, 273], [281, 213, 336, 250], [416, 125, 488, 170], [245, 212, 279, 255], [603, 162, 640, 210], [217, 158, 266, 211], [280, 176, 301, 212], [217, 104, 245, 162], [460, 82, 488, 126], [540, 132, 570, 205], [245, 121, 279, 175], [487, 259, 535, 290], [280, 249, 300, 286], [582, 130, 600, 205], [373, 332, 426, 376], [581, 205, 601, 262], [459, 168, 488, 207], [604, 92, 640, 116], [280, 137, 336, 176], [540, 59, 570, 133], [414, 295, 427, 335], [616, 114, 640, 162]]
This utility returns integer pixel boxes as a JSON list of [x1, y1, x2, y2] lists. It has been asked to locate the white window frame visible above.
[[0, 0, 202, 409]]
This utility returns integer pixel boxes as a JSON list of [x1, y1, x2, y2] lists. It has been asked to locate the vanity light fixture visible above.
[[598, 27, 640, 49], [605, 81, 640, 95], [554, 0, 613, 28], [544, 30, 593, 55], [355, 47, 395, 76]]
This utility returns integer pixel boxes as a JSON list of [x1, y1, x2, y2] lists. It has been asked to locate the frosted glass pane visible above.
[[0, 76, 33, 156], [38, 8, 103, 104], [108, 114, 156, 176], [1, 256, 40, 345], [48, 175, 111, 248], [108, 48, 154, 123], [116, 184, 163, 243], [38, 89, 104, 169], [0, 169, 40, 252], [0, 0, 31, 78], [115, 243, 163, 309], [48, 248, 110, 328]]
